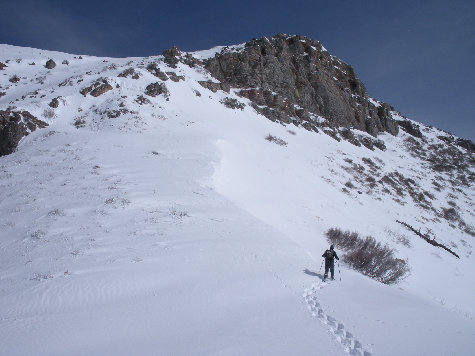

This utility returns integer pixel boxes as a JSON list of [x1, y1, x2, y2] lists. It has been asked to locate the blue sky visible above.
[[1, 0, 474, 141]]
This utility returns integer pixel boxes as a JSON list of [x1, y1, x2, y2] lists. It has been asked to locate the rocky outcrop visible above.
[[49, 97, 61, 108], [0, 110, 48, 156], [80, 79, 113, 97], [90, 83, 113, 97], [437, 135, 475, 154], [198, 80, 230, 93], [166, 72, 185, 82], [147, 63, 169, 81], [397, 119, 423, 138], [204, 34, 399, 137], [118, 68, 140, 79], [160, 48, 203, 68], [238, 88, 309, 125], [162, 47, 181, 68], [145, 82, 169, 98], [455, 138, 475, 153], [181, 53, 202, 68]]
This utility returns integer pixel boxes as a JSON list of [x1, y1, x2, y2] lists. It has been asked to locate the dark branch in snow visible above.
[[396, 220, 460, 258]]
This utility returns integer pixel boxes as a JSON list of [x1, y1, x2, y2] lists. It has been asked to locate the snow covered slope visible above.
[[0, 42, 474, 355]]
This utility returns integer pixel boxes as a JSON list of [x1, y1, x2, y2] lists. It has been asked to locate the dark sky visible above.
[[1, 0, 474, 141]]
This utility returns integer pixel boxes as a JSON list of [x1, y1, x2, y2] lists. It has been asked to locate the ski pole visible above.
[[319, 259, 324, 281], [337, 260, 341, 281], [319, 259, 324, 273]]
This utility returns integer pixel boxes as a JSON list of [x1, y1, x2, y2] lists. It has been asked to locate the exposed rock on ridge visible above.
[[204, 34, 399, 137]]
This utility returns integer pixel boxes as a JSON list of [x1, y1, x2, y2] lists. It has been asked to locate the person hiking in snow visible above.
[[322, 245, 339, 281]]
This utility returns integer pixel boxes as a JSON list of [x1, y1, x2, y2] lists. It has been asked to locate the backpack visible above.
[[325, 250, 334, 259]]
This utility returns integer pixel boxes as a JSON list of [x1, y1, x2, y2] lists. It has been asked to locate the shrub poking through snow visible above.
[[326, 228, 410, 284], [43, 108, 56, 119], [265, 134, 287, 146], [170, 207, 189, 219], [9, 75, 20, 83]]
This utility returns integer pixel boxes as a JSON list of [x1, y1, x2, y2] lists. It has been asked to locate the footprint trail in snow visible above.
[[304, 282, 372, 356]]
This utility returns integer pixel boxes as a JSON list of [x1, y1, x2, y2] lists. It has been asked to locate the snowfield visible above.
[[0, 44, 474, 355]]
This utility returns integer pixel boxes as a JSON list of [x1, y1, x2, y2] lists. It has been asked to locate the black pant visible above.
[[324, 262, 334, 279]]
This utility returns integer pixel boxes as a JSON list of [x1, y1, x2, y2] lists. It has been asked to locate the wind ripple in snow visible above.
[[304, 283, 372, 356]]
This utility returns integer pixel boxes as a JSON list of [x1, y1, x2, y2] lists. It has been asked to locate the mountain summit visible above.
[[204, 34, 398, 137], [0, 35, 474, 355]]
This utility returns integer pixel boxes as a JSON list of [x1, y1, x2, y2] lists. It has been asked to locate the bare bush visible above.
[[344, 181, 356, 189], [265, 134, 287, 146], [105, 197, 130, 207], [74, 116, 86, 128], [326, 228, 410, 284], [43, 107, 56, 119], [326, 228, 360, 250], [441, 207, 460, 222], [170, 207, 189, 219], [31, 230, 46, 239], [48, 208, 65, 217], [31, 273, 53, 281], [385, 228, 412, 248], [9, 75, 20, 83], [396, 220, 460, 258]]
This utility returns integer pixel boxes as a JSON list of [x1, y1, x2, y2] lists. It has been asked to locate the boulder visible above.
[[45, 59, 56, 69]]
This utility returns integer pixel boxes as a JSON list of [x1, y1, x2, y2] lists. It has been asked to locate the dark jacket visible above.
[[322, 249, 339, 265]]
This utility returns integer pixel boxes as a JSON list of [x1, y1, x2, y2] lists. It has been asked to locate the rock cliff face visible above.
[[204, 34, 398, 137]]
